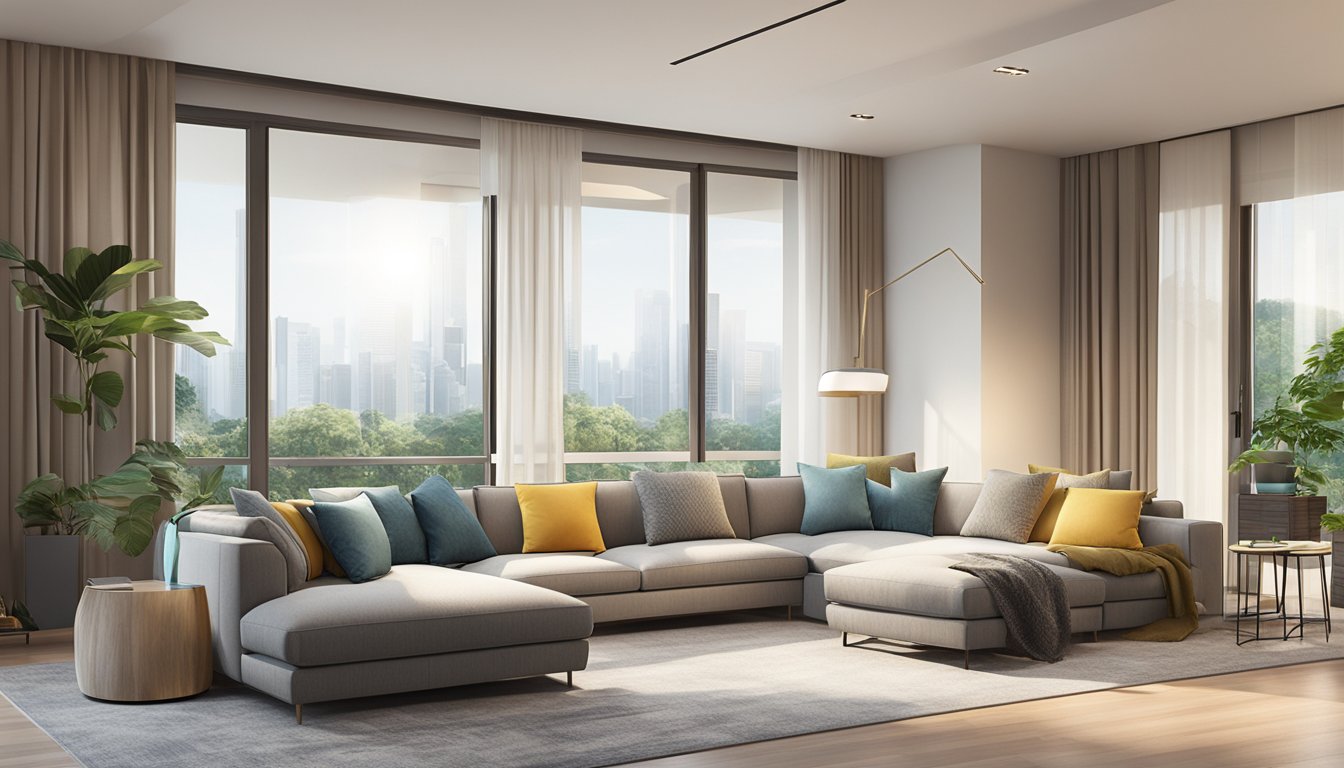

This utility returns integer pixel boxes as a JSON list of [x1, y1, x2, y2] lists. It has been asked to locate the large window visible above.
[[176, 115, 488, 498], [564, 162, 796, 480], [1251, 191, 1344, 506]]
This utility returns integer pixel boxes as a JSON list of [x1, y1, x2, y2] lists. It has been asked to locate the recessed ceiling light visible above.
[[992, 66, 1030, 76], [849, 113, 875, 120]]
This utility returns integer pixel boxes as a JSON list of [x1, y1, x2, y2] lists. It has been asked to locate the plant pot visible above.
[[23, 534, 81, 629], [1254, 453, 1297, 493]]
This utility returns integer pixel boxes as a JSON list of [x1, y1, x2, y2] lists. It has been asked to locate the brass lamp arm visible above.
[[854, 247, 984, 366]]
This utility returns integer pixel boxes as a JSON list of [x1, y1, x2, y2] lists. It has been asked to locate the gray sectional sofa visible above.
[[160, 474, 1223, 720]]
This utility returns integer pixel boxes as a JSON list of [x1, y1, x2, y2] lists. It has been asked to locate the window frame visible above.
[[176, 105, 494, 494], [562, 154, 797, 473]]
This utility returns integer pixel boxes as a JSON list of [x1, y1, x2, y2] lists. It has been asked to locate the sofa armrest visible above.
[[177, 531, 287, 682], [1138, 516, 1224, 614], [1141, 499, 1183, 518]]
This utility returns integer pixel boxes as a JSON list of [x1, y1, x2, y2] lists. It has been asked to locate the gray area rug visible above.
[[3, 610, 1343, 768]]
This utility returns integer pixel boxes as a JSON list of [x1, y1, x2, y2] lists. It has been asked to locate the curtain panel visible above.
[[1156, 131, 1232, 524], [0, 40, 176, 602], [482, 118, 581, 484], [792, 149, 884, 468], [1059, 144, 1159, 490]]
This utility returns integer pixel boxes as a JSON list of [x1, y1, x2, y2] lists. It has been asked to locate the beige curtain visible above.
[[795, 149, 884, 465], [0, 40, 175, 604], [1059, 144, 1158, 490]]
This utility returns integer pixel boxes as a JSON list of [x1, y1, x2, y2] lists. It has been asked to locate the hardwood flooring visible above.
[[2, 627, 1342, 767]]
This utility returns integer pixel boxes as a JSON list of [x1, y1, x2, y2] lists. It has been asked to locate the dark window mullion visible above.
[[246, 122, 270, 496], [689, 165, 708, 463]]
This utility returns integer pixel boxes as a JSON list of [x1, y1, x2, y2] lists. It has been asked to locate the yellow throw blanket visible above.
[[1046, 543, 1199, 641]]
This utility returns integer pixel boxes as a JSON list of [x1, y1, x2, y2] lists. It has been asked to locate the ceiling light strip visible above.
[[670, 0, 849, 66]]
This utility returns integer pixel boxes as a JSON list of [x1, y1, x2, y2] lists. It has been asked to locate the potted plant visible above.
[[3, 240, 228, 628], [1229, 324, 1344, 496]]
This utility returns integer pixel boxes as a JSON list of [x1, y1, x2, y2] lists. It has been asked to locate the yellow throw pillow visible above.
[[517, 482, 606, 554], [1048, 488, 1146, 550], [1029, 469, 1111, 542], [269, 501, 325, 580], [827, 452, 917, 486], [287, 499, 346, 578], [1027, 463, 1070, 475]]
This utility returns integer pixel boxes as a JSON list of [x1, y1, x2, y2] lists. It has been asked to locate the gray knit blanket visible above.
[[950, 554, 1072, 663]]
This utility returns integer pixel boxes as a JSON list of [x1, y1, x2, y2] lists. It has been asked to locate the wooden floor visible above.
[[2, 627, 1343, 768]]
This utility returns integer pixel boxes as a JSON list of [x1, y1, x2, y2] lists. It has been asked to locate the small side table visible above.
[[1230, 543, 1292, 645], [74, 581, 212, 702], [1280, 542, 1332, 642]]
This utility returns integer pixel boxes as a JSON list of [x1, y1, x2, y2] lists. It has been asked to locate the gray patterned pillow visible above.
[[631, 471, 737, 546], [959, 470, 1058, 544], [228, 488, 310, 591]]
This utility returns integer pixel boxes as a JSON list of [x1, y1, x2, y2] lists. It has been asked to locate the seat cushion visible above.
[[753, 531, 931, 573], [1091, 569, 1167, 602], [824, 555, 1106, 620], [240, 565, 592, 667], [598, 540, 807, 591], [460, 553, 641, 596], [869, 536, 1071, 567]]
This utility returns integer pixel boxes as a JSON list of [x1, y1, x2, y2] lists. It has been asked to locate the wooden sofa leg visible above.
[[1093, 630, 1099, 643], [787, 605, 792, 621], [295, 704, 303, 725]]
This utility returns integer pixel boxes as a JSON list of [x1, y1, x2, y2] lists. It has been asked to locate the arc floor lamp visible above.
[[818, 247, 984, 396]]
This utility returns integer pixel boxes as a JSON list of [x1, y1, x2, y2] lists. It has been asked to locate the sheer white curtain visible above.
[[1157, 131, 1231, 524], [481, 118, 581, 483]]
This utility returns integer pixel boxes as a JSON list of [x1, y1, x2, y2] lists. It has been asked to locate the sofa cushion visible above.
[[632, 470, 737, 545], [461, 553, 641, 596], [598, 540, 808, 591], [865, 535, 1070, 567], [362, 486, 429, 565], [1091, 569, 1166, 602], [517, 482, 606, 554], [410, 475, 496, 566], [1030, 470, 1112, 542], [309, 496, 392, 583], [868, 466, 948, 536], [825, 452, 916, 485], [227, 490, 312, 591], [744, 476, 805, 537], [824, 555, 1106, 620], [1049, 488, 1146, 549], [959, 470, 1057, 543], [239, 565, 593, 667], [932, 482, 982, 536], [798, 463, 873, 534], [753, 531, 930, 573]]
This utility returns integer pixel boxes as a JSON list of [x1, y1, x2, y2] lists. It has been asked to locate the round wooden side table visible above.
[[74, 580, 212, 702]]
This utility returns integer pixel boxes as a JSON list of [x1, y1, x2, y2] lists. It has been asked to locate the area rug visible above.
[[3, 610, 1342, 768]]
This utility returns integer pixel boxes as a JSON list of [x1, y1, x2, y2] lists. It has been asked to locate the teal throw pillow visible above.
[[310, 495, 392, 583], [798, 463, 873, 534], [409, 475, 497, 565], [361, 486, 428, 565], [867, 466, 948, 536]]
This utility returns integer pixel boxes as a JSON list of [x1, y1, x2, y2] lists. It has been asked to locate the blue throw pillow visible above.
[[409, 475, 497, 565], [867, 466, 948, 536], [798, 463, 873, 534], [361, 486, 428, 565], [310, 495, 392, 583]]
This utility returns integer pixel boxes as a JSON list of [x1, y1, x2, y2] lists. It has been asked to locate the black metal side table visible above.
[[1229, 543, 1291, 645], [1280, 541, 1332, 642]]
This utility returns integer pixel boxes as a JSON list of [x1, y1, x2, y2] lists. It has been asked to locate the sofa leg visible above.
[[842, 631, 849, 647], [963, 650, 970, 670], [787, 605, 792, 621], [295, 704, 303, 725], [1093, 630, 1099, 643], [566, 671, 573, 688]]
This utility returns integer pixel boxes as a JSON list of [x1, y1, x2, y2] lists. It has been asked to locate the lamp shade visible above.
[[817, 367, 889, 397]]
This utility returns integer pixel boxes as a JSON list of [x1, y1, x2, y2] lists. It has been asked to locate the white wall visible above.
[[883, 144, 1061, 481], [883, 145, 983, 480], [981, 146, 1061, 473]]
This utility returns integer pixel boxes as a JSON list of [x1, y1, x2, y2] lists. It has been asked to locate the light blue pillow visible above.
[[798, 463, 873, 535], [409, 475, 497, 565], [310, 495, 392, 583], [361, 486, 428, 565], [867, 466, 948, 536]]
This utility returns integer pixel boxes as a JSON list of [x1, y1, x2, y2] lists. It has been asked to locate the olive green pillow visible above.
[[826, 452, 916, 486]]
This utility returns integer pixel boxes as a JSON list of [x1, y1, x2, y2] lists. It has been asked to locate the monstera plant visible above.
[[3, 240, 228, 556]]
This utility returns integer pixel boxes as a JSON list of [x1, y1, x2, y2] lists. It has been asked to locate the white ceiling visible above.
[[2, 0, 1341, 158]]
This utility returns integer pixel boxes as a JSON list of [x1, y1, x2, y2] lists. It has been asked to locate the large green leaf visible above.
[[42, 318, 80, 354], [88, 370, 124, 409], [0, 239, 23, 264], [141, 296, 209, 321], [62, 247, 96, 285], [14, 474, 68, 529], [51, 393, 86, 415], [93, 400, 118, 432], [154, 328, 228, 357], [21, 259, 85, 314], [113, 495, 161, 556], [88, 464, 156, 499], [73, 245, 133, 301], [1302, 388, 1344, 422], [12, 280, 53, 313], [89, 259, 162, 303]]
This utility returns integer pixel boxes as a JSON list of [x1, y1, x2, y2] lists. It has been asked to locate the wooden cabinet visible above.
[[1237, 493, 1325, 542]]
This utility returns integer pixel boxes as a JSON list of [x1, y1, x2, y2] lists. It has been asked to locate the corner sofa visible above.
[[161, 475, 1222, 719]]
